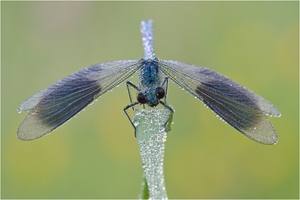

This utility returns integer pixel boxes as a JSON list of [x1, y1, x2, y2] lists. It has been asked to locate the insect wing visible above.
[[159, 60, 280, 144], [17, 60, 140, 140]]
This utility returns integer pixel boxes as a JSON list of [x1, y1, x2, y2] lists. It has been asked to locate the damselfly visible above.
[[17, 20, 280, 144]]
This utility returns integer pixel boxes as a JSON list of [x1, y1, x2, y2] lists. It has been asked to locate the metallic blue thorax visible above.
[[138, 58, 163, 106], [138, 58, 162, 90]]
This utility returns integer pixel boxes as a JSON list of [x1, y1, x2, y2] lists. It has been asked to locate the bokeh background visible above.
[[2, 1, 298, 199]]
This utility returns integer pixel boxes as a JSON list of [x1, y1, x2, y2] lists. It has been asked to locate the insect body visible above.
[[17, 20, 280, 144]]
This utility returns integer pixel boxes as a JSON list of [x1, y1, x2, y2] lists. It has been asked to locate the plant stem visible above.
[[133, 108, 172, 199]]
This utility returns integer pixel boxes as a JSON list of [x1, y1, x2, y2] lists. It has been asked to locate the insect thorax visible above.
[[138, 58, 163, 89]]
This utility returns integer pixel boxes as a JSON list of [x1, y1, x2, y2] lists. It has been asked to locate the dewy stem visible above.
[[132, 108, 172, 200]]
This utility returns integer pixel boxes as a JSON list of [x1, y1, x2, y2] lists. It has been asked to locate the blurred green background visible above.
[[1, 1, 298, 199]]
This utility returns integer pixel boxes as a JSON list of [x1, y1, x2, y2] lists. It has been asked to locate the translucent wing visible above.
[[18, 60, 140, 140], [159, 60, 280, 144]]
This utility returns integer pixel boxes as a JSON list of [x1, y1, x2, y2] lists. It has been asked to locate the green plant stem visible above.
[[133, 108, 173, 199]]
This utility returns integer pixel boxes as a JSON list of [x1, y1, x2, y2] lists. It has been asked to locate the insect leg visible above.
[[159, 100, 174, 132], [160, 77, 169, 103], [123, 101, 139, 136], [126, 81, 140, 111]]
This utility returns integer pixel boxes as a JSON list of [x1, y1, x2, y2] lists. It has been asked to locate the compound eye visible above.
[[137, 92, 147, 104], [156, 87, 165, 99]]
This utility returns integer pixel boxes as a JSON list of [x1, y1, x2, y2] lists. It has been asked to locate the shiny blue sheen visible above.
[[138, 58, 163, 106], [17, 19, 280, 144]]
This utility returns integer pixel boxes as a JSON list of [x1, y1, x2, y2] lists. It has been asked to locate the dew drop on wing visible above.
[[195, 79, 278, 144], [17, 76, 102, 141]]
